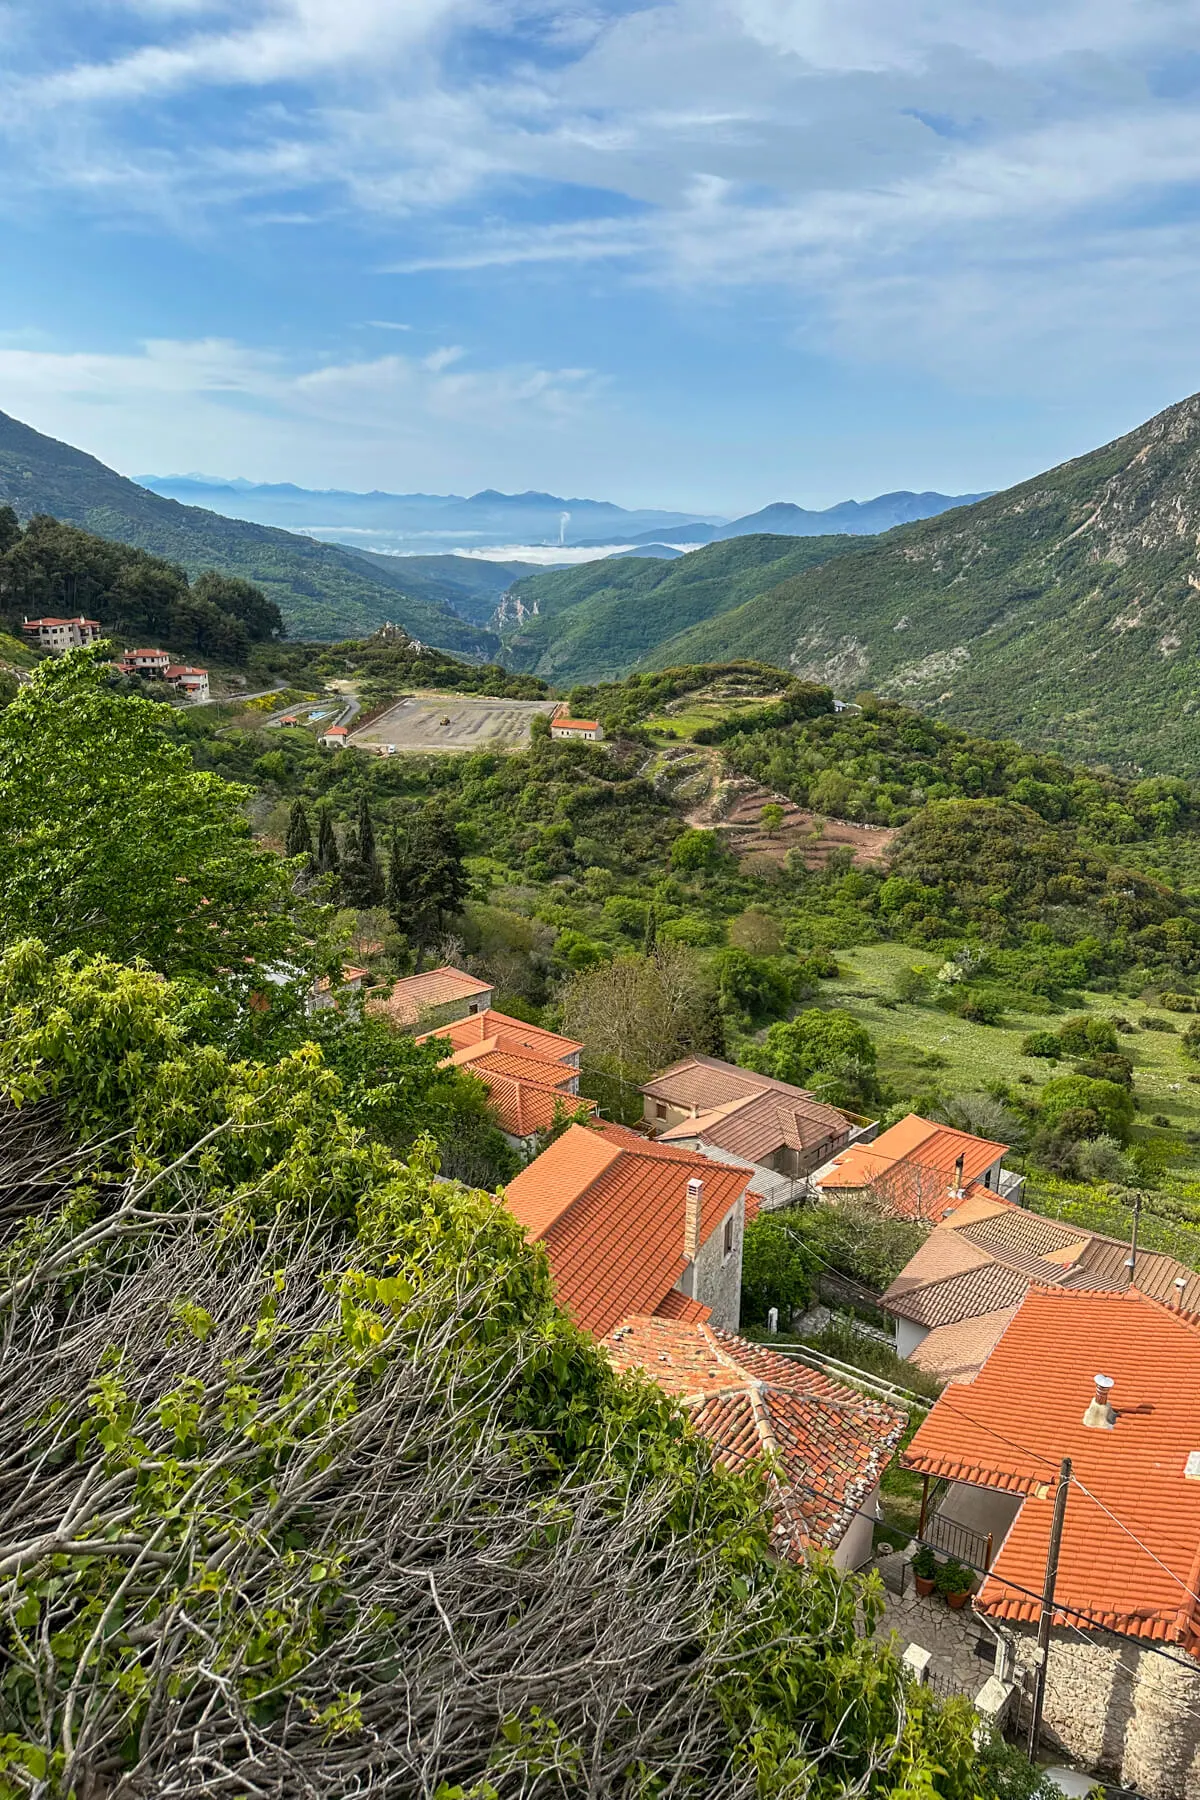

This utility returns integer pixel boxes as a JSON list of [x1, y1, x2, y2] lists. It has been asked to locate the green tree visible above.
[[0, 650, 307, 996], [389, 806, 469, 969], [670, 827, 722, 874], [285, 798, 313, 868], [756, 1008, 880, 1110], [340, 792, 384, 909], [741, 1215, 815, 1326], [316, 804, 340, 879], [1039, 1074, 1135, 1143], [760, 801, 785, 836]]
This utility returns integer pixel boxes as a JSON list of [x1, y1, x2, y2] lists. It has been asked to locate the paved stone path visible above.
[[873, 1563, 996, 1696]]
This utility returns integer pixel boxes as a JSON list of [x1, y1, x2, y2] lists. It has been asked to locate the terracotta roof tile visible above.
[[503, 1126, 749, 1337], [884, 1261, 1032, 1329], [905, 1288, 1200, 1648], [905, 1307, 1021, 1385], [814, 1115, 1009, 1220], [418, 1007, 580, 1063], [605, 1317, 906, 1557], [369, 967, 494, 1027]]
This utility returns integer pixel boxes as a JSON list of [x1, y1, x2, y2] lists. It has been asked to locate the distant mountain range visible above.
[[0, 411, 504, 653], [502, 393, 1200, 771], [136, 477, 714, 550], [137, 475, 986, 555]]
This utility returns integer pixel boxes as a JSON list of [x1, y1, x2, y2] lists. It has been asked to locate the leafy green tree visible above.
[[741, 1215, 815, 1326], [285, 798, 313, 868], [0, 651, 308, 996], [756, 1008, 880, 1110], [670, 827, 723, 874], [1039, 1074, 1135, 1143], [760, 801, 785, 836]]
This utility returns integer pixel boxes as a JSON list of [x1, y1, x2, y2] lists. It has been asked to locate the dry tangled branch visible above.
[[0, 1148, 851, 1800]]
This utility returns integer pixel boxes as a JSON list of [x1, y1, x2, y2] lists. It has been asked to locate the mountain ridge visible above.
[[0, 411, 499, 653], [641, 391, 1200, 772]]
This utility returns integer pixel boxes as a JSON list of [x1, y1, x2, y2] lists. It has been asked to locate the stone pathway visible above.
[[872, 1557, 997, 1696]]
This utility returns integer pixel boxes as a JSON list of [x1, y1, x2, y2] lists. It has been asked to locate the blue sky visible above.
[[2, 1, 1200, 512]]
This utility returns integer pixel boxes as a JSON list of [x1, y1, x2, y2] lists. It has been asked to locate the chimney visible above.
[[1082, 1373, 1116, 1431], [684, 1177, 703, 1263]]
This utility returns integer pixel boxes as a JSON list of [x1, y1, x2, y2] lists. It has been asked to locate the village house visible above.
[[22, 615, 102, 651], [502, 1121, 753, 1333], [811, 1112, 1025, 1223], [319, 724, 349, 748], [371, 966, 495, 1031], [605, 1315, 906, 1570], [904, 1286, 1200, 1799], [164, 664, 210, 702], [415, 1004, 592, 1153], [550, 716, 604, 741], [641, 1053, 873, 1207], [880, 1194, 1200, 1385], [308, 965, 369, 1015], [118, 648, 172, 677]]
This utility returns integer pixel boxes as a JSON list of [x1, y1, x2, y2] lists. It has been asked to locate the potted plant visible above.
[[911, 1544, 937, 1597], [935, 1558, 974, 1609]]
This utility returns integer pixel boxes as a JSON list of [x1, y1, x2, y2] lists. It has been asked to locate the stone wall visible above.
[[1005, 1619, 1200, 1799], [681, 1194, 745, 1331]]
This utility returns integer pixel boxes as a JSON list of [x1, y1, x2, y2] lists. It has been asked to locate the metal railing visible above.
[[925, 1508, 995, 1572]]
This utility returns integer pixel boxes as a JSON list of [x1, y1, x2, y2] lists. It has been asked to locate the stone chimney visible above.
[[684, 1177, 703, 1264], [1082, 1373, 1116, 1431]]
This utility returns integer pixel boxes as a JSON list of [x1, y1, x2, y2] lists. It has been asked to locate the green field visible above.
[[643, 697, 777, 741], [821, 941, 1200, 1166]]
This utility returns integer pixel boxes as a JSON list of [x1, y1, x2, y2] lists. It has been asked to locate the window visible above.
[[468, 1002, 480, 1015], [723, 1215, 736, 1259], [655, 1101, 667, 1121]]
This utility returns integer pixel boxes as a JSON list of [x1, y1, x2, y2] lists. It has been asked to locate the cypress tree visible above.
[[340, 794, 384, 909], [316, 806, 340, 878], [285, 799, 313, 868], [386, 829, 407, 926], [642, 903, 658, 955]]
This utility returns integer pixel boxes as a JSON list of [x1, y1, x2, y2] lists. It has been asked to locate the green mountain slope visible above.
[[498, 534, 853, 682], [643, 393, 1200, 772], [346, 550, 534, 627], [0, 410, 496, 654]]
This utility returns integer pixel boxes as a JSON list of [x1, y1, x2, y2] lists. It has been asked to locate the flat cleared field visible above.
[[349, 692, 558, 754]]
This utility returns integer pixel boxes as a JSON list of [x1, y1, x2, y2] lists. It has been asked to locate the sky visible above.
[[2, 2, 1200, 513]]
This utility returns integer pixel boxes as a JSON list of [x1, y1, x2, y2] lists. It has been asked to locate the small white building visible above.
[[22, 616, 102, 652], [551, 717, 604, 742], [319, 724, 349, 748]]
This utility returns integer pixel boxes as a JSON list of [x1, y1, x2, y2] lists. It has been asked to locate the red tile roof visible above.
[[552, 718, 600, 730], [478, 1073, 596, 1139], [814, 1114, 1009, 1222], [905, 1287, 1200, 1648], [420, 1006, 581, 1064], [502, 1124, 750, 1337], [371, 966, 493, 1028], [605, 1317, 906, 1557]]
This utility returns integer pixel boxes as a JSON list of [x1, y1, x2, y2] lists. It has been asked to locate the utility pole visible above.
[[1027, 1457, 1072, 1759], [1126, 1190, 1142, 1285]]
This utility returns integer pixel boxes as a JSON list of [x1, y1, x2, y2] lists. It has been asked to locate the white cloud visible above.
[[0, 337, 604, 487]]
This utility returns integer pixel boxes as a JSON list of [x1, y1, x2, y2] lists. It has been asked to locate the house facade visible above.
[[904, 1286, 1200, 1798], [319, 724, 349, 748], [550, 717, 604, 741], [502, 1122, 752, 1334], [641, 1054, 871, 1206], [119, 648, 172, 677], [22, 616, 102, 651], [605, 1315, 906, 1570], [164, 664, 210, 702]]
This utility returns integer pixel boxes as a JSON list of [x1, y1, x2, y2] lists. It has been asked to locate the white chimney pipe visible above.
[[1082, 1373, 1116, 1431], [684, 1177, 703, 1263]]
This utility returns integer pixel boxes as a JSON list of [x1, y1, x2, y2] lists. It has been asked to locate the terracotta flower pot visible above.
[[945, 1589, 971, 1610], [914, 1575, 936, 1597]]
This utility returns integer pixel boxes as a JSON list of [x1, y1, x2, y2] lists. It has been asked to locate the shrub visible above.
[[1040, 1075, 1135, 1143], [1183, 1020, 1200, 1061], [911, 1544, 937, 1579], [894, 965, 932, 1003], [741, 1216, 816, 1326], [1022, 1030, 1063, 1059], [756, 1009, 880, 1110], [1057, 1014, 1120, 1056], [935, 1559, 973, 1598], [952, 989, 1005, 1025], [669, 828, 723, 874]]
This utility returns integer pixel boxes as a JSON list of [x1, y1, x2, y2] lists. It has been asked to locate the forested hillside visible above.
[[641, 390, 1200, 772], [0, 409, 498, 653], [498, 533, 853, 681]]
